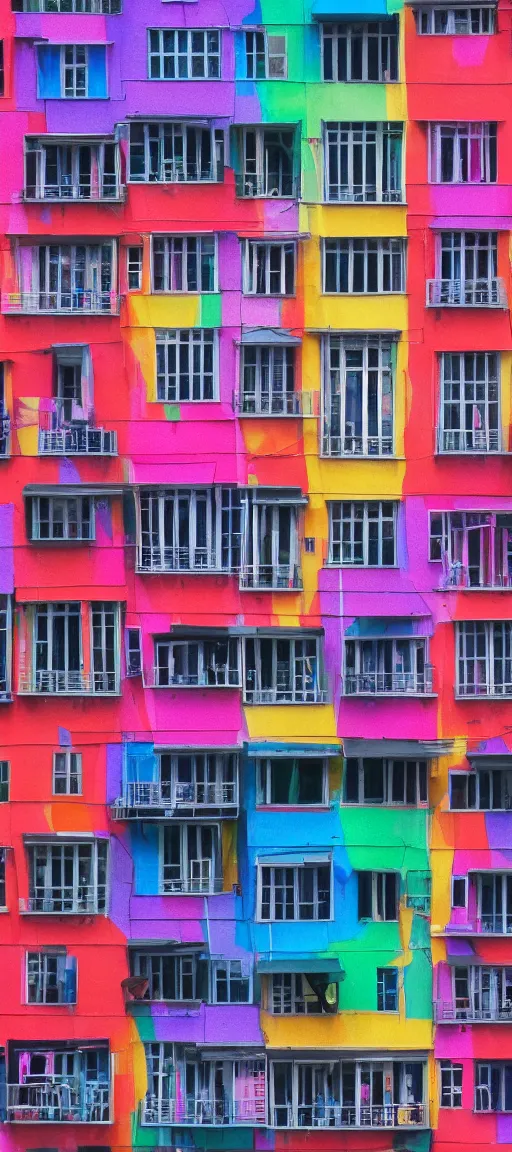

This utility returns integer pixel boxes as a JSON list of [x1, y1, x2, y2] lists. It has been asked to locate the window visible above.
[[122, 750, 238, 811], [452, 876, 467, 908], [148, 29, 220, 80], [36, 45, 107, 100], [155, 329, 217, 402], [137, 488, 242, 573], [456, 621, 512, 697], [345, 636, 431, 695], [25, 840, 108, 913], [475, 1063, 512, 1112], [125, 628, 142, 677], [257, 758, 328, 806], [429, 230, 501, 308], [440, 1061, 463, 1107], [129, 121, 224, 183], [160, 824, 222, 894], [28, 495, 94, 542], [127, 246, 142, 290], [270, 1058, 426, 1128], [358, 872, 399, 920], [240, 345, 297, 415], [32, 242, 117, 314], [0, 761, 9, 803], [451, 964, 512, 1021], [244, 634, 326, 704], [242, 494, 302, 590], [322, 19, 399, 81], [154, 636, 240, 689], [15, 0, 121, 10], [238, 127, 296, 197], [416, 6, 495, 33], [243, 241, 296, 296], [475, 873, 512, 933], [258, 860, 332, 921], [377, 967, 399, 1011], [438, 352, 500, 453], [152, 235, 216, 293], [53, 751, 82, 795], [26, 950, 77, 1004], [22, 601, 120, 695], [245, 31, 287, 78], [429, 510, 512, 587], [131, 951, 200, 1000], [328, 501, 397, 566], [0, 41, 4, 97], [269, 973, 338, 1014], [344, 758, 428, 805], [211, 960, 251, 1003], [322, 335, 394, 457], [450, 767, 512, 810], [143, 1043, 267, 1127], [324, 121, 403, 203], [0, 596, 12, 699], [429, 123, 496, 184], [25, 139, 120, 201], [0, 848, 5, 907], [323, 238, 405, 294]]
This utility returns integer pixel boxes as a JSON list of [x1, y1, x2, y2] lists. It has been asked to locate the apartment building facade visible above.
[[0, 1, 510, 1151]]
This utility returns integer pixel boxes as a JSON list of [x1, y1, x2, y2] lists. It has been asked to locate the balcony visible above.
[[344, 667, 434, 697], [142, 1097, 265, 1126], [435, 1000, 512, 1023], [239, 563, 303, 591], [245, 675, 328, 705], [18, 669, 118, 695], [111, 779, 239, 820], [161, 872, 224, 896], [13, 0, 121, 9], [2, 291, 120, 316], [438, 428, 501, 453], [236, 391, 315, 417], [7, 1082, 110, 1124], [136, 546, 227, 575], [38, 403, 117, 457], [19, 886, 105, 915], [24, 180, 126, 204], [322, 431, 394, 458], [426, 278, 507, 308], [235, 173, 300, 200], [270, 1103, 428, 1130]]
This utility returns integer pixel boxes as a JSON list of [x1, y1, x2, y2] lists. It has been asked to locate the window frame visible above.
[[25, 949, 77, 1005], [28, 494, 95, 542], [322, 334, 395, 458], [147, 28, 221, 81], [358, 870, 399, 922], [415, 6, 495, 34], [127, 245, 143, 290], [26, 839, 108, 914], [256, 757, 329, 808], [268, 972, 336, 1015], [151, 234, 218, 294], [323, 237, 406, 295], [376, 966, 399, 1012], [159, 823, 222, 895], [257, 858, 333, 923], [440, 1061, 463, 1108], [128, 121, 224, 184], [456, 620, 512, 697], [438, 349, 500, 454], [155, 328, 219, 403], [243, 633, 326, 705], [429, 122, 497, 185], [321, 19, 399, 82], [52, 750, 83, 795], [210, 959, 252, 1004], [244, 30, 288, 79], [0, 595, 12, 700], [475, 1062, 512, 1112], [0, 760, 9, 803], [243, 241, 296, 297], [449, 767, 512, 811], [131, 949, 199, 1001], [328, 500, 398, 566], [344, 757, 428, 806], [324, 121, 403, 204]]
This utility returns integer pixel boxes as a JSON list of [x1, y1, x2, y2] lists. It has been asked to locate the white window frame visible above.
[[52, 750, 82, 795], [376, 966, 399, 1011], [456, 621, 512, 697], [256, 757, 329, 807], [245, 30, 287, 78], [210, 959, 252, 1004], [344, 757, 428, 806], [440, 1061, 463, 1107], [127, 245, 143, 290], [131, 950, 198, 1001], [475, 1062, 512, 1112], [243, 241, 296, 296], [159, 823, 222, 894], [18, 0, 121, 10], [344, 636, 431, 696], [0, 595, 12, 699], [242, 496, 302, 589], [432, 230, 500, 309], [429, 122, 496, 184], [147, 28, 221, 80], [151, 235, 217, 293], [269, 1058, 427, 1128], [137, 487, 241, 573], [475, 873, 512, 934], [438, 350, 500, 453], [26, 949, 77, 1005], [323, 237, 406, 294], [24, 138, 120, 201], [324, 121, 403, 203], [449, 766, 512, 811], [328, 501, 398, 566], [156, 749, 239, 809], [322, 335, 395, 458], [34, 241, 117, 313], [154, 636, 241, 689], [358, 871, 399, 921], [257, 859, 333, 922], [29, 494, 95, 542], [28, 601, 120, 695], [269, 972, 333, 1015], [155, 329, 218, 402], [129, 121, 223, 184], [452, 963, 512, 1020], [451, 875, 468, 909], [243, 634, 325, 705], [416, 6, 495, 34], [26, 839, 108, 914], [61, 45, 89, 99], [429, 510, 512, 588], [240, 344, 297, 415], [240, 126, 296, 198], [321, 20, 399, 82]]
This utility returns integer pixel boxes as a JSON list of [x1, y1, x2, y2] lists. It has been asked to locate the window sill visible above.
[[256, 804, 330, 812]]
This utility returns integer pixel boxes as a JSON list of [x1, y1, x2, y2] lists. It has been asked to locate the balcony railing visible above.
[[25, 182, 125, 204], [344, 666, 434, 696], [136, 546, 226, 574], [436, 1000, 512, 1023], [14, 0, 121, 10], [150, 667, 241, 689], [39, 420, 117, 457], [161, 873, 223, 896], [441, 562, 511, 590], [236, 391, 315, 417], [18, 670, 118, 695], [142, 1095, 265, 1126], [245, 675, 329, 705], [2, 291, 120, 315], [7, 1082, 110, 1124], [439, 428, 501, 453], [235, 173, 299, 199], [457, 682, 512, 699], [239, 564, 303, 591], [480, 913, 512, 934], [111, 779, 238, 818], [426, 278, 507, 308], [19, 886, 106, 915], [322, 432, 394, 458], [271, 1103, 428, 1129], [0, 406, 10, 456]]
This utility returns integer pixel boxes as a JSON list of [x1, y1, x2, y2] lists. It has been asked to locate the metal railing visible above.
[[0, 406, 10, 456], [239, 564, 303, 591], [39, 425, 117, 456], [344, 666, 434, 696], [18, 669, 118, 695], [439, 428, 501, 453], [161, 161, 217, 183], [14, 0, 121, 10], [457, 682, 512, 699], [236, 391, 315, 417], [426, 277, 507, 308], [245, 676, 328, 705], [150, 666, 241, 689], [112, 779, 238, 812], [25, 182, 125, 203], [271, 1103, 428, 1129], [161, 874, 223, 896], [235, 173, 299, 199], [142, 1095, 265, 1126], [480, 913, 512, 934], [7, 1081, 110, 1123], [20, 886, 106, 914], [2, 291, 120, 315], [441, 562, 510, 590], [436, 999, 512, 1022], [322, 433, 394, 457], [136, 546, 225, 574]]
